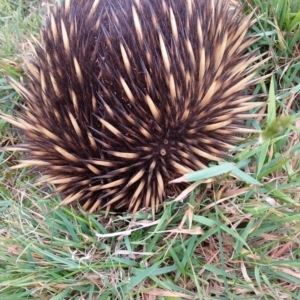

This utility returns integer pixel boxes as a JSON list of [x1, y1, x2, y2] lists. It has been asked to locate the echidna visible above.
[[1, 0, 267, 215]]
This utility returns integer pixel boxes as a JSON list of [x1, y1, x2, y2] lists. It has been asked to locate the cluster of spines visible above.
[[0, 0, 268, 215]]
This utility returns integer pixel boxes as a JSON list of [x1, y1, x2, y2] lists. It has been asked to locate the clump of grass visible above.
[[0, 0, 300, 299]]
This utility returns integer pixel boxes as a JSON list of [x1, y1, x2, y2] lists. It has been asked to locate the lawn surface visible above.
[[0, 0, 300, 299]]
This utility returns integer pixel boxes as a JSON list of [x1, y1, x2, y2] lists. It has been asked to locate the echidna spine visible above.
[[1, 0, 267, 215]]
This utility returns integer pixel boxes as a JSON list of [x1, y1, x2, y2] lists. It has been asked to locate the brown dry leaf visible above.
[[240, 262, 261, 296], [6, 245, 42, 259], [271, 242, 293, 259], [144, 288, 193, 299], [241, 248, 261, 260], [6, 245, 22, 255], [241, 262, 252, 283], [164, 206, 203, 237], [224, 187, 254, 198], [96, 220, 160, 238], [178, 205, 194, 230], [163, 227, 203, 235], [273, 267, 300, 279], [172, 181, 203, 202]]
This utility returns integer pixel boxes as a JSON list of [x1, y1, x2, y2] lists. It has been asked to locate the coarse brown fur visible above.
[[1, 0, 268, 215]]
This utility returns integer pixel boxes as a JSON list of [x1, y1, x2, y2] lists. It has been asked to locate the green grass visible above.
[[0, 0, 300, 299]]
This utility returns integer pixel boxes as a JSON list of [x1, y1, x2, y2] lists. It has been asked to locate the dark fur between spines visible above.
[[1, 0, 267, 215]]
